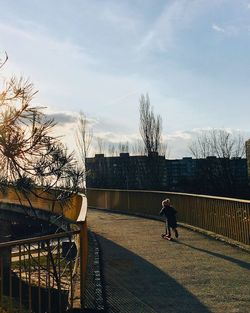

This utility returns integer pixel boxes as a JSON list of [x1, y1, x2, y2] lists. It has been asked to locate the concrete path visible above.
[[87, 209, 250, 313]]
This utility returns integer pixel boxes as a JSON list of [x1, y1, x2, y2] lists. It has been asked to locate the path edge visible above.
[[88, 206, 250, 253]]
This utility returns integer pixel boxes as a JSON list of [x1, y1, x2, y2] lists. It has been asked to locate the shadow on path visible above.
[[97, 235, 211, 313], [175, 240, 250, 271]]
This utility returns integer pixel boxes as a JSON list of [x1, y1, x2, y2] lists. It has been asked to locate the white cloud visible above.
[[137, 0, 207, 53], [0, 20, 98, 75], [48, 110, 249, 159], [212, 23, 225, 33], [137, 1, 185, 52], [212, 23, 239, 36]]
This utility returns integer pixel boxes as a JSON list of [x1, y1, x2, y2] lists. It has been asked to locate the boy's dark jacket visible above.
[[159, 205, 177, 227]]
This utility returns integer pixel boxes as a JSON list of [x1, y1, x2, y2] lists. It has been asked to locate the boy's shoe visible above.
[[174, 229, 179, 238], [165, 235, 172, 241], [161, 234, 172, 240]]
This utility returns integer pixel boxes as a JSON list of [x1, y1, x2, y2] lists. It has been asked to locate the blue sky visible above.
[[1, 0, 250, 158]]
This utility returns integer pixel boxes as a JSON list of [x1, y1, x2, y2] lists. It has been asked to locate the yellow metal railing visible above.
[[0, 230, 81, 313], [87, 188, 250, 245], [0, 188, 88, 312]]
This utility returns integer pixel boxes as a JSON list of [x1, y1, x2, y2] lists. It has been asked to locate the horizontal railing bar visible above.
[[87, 188, 250, 246], [0, 189, 87, 312], [0, 230, 80, 248], [88, 187, 250, 204]]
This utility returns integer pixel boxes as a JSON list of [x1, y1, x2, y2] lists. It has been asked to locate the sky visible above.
[[1, 0, 250, 158]]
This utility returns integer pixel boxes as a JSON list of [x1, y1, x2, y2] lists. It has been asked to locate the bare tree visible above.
[[189, 129, 245, 159], [139, 94, 167, 189], [107, 143, 116, 156], [118, 141, 129, 154], [131, 140, 145, 156], [0, 51, 8, 69], [139, 94, 164, 155], [189, 131, 212, 158], [189, 129, 246, 197], [106, 141, 129, 156], [75, 111, 93, 186], [96, 137, 106, 154], [158, 141, 168, 157]]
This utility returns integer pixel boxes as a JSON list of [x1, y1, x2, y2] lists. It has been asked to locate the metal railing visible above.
[[87, 188, 250, 245], [0, 230, 82, 313], [0, 190, 88, 312]]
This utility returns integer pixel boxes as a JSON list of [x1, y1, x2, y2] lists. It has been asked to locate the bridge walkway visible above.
[[87, 209, 250, 313]]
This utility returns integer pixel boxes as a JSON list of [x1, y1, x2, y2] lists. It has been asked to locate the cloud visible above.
[[137, 1, 184, 52], [93, 117, 133, 134], [107, 91, 138, 106], [46, 112, 76, 125], [212, 24, 225, 33], [212, 23, 239, 36], [50, 113, 249, 159], [47, 110, 138, 154], [137, 0, 204, 53], [0, 20, 98, 74], [93, 131, 140, 143], [137, 1, 242, 54]]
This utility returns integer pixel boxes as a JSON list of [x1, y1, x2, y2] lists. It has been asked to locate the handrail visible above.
[[88, 187, 250, 203], [87, 188, 250, 245], [0, 188, 88, 312], [0, 230, 80, 249], [77, 194, 88, 222]]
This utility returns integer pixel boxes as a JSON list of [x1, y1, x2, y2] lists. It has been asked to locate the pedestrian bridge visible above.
[[86, 188, 250, 313], [0, 187, 249, 312], [87, 188, 250, 246]]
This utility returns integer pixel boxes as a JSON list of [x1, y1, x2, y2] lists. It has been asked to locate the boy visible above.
[[159, 198, 179, 240]]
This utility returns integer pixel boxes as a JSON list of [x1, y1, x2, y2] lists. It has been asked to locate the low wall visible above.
[[87, 188, 250, 245], [0, 187, 83, 222]]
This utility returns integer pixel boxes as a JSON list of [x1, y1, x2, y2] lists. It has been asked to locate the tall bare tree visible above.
[[139, 94, 163, 155], [75, 111, 93, 186], [139, 94, 167, 189]]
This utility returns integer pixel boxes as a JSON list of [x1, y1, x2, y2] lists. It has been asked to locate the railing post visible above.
[[78, 220, 88, 309], [0, 219, 11, 289], [127, 191, 130, 212]]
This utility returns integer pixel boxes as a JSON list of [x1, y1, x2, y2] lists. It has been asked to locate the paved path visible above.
[[87, 209, 250, 313]]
